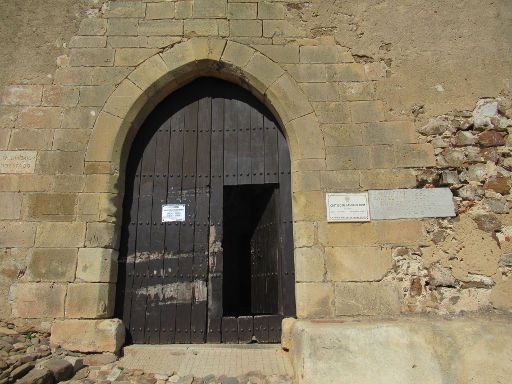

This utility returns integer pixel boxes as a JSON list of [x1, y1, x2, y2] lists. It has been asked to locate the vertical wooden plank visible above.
[[207, 97, 224, 343], [161, 107, 185, 344], [145, 118, 171, 344], [237, 316, 253, 344], [131, 133, 157, 344], [121, 158, 142, 341], [222, 316, 238, 343], [250, 109, 264, 185], [224, 98, 237, 186], [237, 100, 251, 185], [191, 96, 211, 343], [278, 131, 295, 316], [253, 315, 269, 343], [175, 100, 199, 344], [264, 117, 279, 184], [268, 315, 283, 343]]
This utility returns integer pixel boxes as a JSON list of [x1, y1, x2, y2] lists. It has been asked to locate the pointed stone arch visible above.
[[85, 38, 325, 174]]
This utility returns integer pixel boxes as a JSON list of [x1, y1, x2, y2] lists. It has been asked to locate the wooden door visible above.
[[116, 78, 295, 344]]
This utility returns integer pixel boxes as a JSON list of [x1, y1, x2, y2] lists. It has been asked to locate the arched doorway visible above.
[[115, 78, 295, 344]]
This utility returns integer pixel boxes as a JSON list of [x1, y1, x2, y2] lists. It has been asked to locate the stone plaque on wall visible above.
[[0, 151, 37, 174], [369, 188, 455, 220], [326, 193, 370, 222]]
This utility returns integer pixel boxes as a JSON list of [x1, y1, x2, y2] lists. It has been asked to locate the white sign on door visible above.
[[162, 204, 186, 222], [326, 193, 370, 222]]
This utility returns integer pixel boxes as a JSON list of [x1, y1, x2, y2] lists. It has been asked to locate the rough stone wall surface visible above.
[[0, 0, 510, 330]]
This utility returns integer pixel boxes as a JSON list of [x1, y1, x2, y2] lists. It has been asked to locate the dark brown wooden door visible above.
[[116, 78, 295, 344]]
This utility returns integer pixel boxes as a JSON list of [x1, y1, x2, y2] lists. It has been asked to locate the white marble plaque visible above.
[[162, 204, 186, 222], [0, 151, 36, 174], [326, 193, 370, 222], [369, 188, 455, 220]]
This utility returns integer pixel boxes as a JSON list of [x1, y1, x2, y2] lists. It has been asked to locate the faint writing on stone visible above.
[[369, 188, 455, 220], [0, 151, 36, 174], [326, 193, 370, 222]]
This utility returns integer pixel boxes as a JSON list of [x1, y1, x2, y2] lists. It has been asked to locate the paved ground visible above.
[[119, 344, 294, 378]]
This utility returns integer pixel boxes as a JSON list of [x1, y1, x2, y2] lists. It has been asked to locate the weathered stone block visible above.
[[17, 175, 52, 192], [360, 169, 417, 189], [105, 1, 145, 18], [363, 121, 417, 145], [318, 222, 377, 247], [292, 170, 321, 192], [258, 2, 285, 20], [320, 170, 360, 191], [65, 283, 115, 318], [79, 86, 113, 107], [335, 282, 402, 315], [193, 0, 226, 18], [0, 174, 18, 191], [322, 124, 363, 147], [90, 67, 132, 85], [139, 20, 183, 35], [78, 18, 107, 36], [300, 83, 338, 102], [285, 64, 327, 82], [115, 48, 160, 66], [292, 191, 325, 221], [244, 52, 284, 94], [69, 36, 107, 48], [253, 44, 299, 63], [263, 20, 306, 38], [55, 67, 94, 86], [76, 248, 118, 283], [230, 20, 262, 36], [337, 82, 375, 101], [175, 1, 193, 19], [349, 100, 385, 123], [23, 193, 76, 221], [396, 144, 436, 167], [491, 278, 512, 311], [85, 222, 118, 248], [17, 107, 62, 129], [102, 79, 144, 119], [0, 192, 21, 219], [326, 64, 367, 82], [54, 175, 85, 193], [370, 145, 396, 168], [11, 283, 66, 318], [296, 282, 334, 318], [300, 46, 352, 64], [326, 247, 393, 281], [53, 129, 90, 151], [107, 18, 139, 36], [10, 128, 51, 151], [295, 247, 325, 282], [221, 40, 255, 68], [0, 221, 36, 247], [325, 146, 370, 170], [374, 220, 424, 246], [37, 151, 85, 175], [62, 107, 98, 129], [228, 3, 257, 19], [51, 319, 125, 353], [69, 48, 115, 67], [27, 248, 77, 282], [184, 19, 219, 36], [35, 222, 86, 248], [86, 112, 123, 162], [1, 85, 42, 106], [42, 86, 79, 106], [146, 2, 175, 19], [293, 221, 315, 248], [313, 102, 350, 123], [84, 174, 118, 193]]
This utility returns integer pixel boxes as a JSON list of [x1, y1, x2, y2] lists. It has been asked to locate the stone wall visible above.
[[0, 0, 510, 338]]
